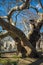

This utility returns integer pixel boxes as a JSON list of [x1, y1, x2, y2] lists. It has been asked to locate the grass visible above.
[[0, 54, 20, 65], [0, 58, 18, 65], [0, 51, 20, 65], [12, 54, 21, 58], [0, 59, 7, 64]]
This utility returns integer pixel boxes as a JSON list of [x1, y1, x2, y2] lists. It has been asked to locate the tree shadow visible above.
[[29, 58, 43, 65]]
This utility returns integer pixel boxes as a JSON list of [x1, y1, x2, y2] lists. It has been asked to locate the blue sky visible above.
[[0, 0, 43, 34]]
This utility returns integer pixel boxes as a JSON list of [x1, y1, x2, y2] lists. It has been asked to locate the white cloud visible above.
[[36, 3, 41, 10]]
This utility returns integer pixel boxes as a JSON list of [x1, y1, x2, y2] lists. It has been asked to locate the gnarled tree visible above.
[[0, 0, 43, 57]]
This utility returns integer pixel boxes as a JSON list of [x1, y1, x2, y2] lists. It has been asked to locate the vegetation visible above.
[[0, 59, 17, 65]]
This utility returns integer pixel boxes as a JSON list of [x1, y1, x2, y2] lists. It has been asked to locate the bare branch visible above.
[[0, 16, 8, 19], [14, 11, 21, 26], [0, 0, 43, 57], [0, 18, 35, 50], [7, 0, 29, 20], [0, 18, 29, 44], [30, 5, 39, 14], [0, 31, 8, 39], [26, 14, 43, 48], [0, 18, 39, 57], [38, 0, 43, 9]]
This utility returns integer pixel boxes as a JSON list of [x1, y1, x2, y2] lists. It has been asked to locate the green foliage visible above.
[[12, 54, 20, 58], [0, 59, 7, 64], [0, 59, 18, 65]]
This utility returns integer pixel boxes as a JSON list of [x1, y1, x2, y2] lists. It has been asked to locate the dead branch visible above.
[[7, 0, 29, 21], [38, 0, 43, 9], [0, 18, 39, 57]]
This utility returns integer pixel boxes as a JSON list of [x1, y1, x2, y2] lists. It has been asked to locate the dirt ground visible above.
[[0, 57, 43, 65]]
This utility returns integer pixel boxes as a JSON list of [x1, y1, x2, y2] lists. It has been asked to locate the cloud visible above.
[[36, 3, 41, 10]]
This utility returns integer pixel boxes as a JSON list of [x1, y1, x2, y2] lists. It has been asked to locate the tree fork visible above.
[[0, 18, 39, 57]]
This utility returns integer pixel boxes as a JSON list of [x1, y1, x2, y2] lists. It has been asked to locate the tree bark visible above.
[[0, 18, 39, 57], [28, 19, 43, 48]]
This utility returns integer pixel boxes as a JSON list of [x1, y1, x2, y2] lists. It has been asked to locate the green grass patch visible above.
[[0, 59, 7, 64], [0, 59, 18, 65], [12, 54, 21, 58]]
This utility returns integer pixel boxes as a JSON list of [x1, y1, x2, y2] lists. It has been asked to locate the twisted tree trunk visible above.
[[28, 19, 43, 48], [0, 0, 43, 58], [0, 18, 39, 57]]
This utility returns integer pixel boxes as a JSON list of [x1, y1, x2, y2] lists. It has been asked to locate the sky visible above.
[[0, 0, 43, 35]]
